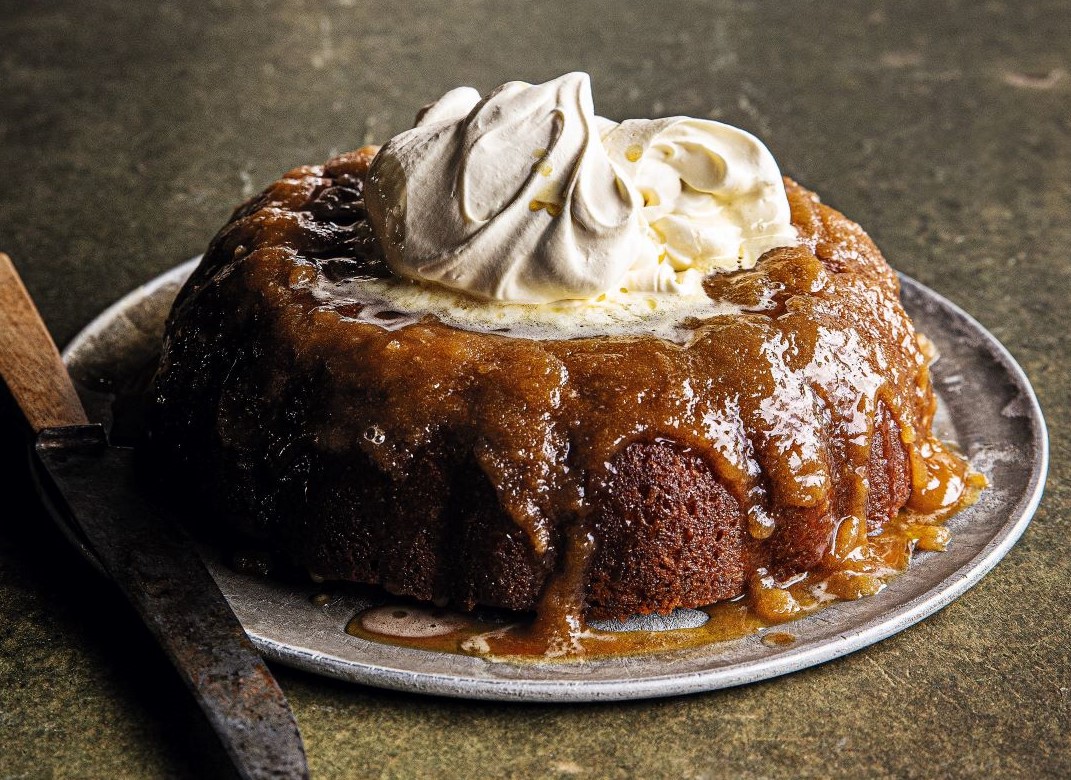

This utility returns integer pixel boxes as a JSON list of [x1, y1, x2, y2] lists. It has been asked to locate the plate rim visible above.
[[55, 260, 1049, 702]]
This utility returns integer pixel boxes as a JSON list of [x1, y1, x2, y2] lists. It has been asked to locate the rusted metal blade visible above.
[[35, 425, 309, 780]]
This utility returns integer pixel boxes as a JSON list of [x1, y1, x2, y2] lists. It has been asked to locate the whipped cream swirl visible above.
[[366, 72, 797, 305]]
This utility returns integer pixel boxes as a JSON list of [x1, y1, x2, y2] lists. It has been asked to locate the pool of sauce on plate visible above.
[[346, 473, 983, 661]]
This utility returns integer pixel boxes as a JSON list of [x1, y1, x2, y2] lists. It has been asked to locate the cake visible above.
[[148, 73, 973, 645]]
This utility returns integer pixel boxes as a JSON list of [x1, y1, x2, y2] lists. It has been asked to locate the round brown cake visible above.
[[148, 146, 966, 624]]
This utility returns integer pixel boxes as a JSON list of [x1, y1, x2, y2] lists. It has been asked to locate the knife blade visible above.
[[0, 252, 309, 780]]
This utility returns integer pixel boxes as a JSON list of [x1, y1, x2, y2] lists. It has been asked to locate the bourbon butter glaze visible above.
[[154, 145, 980, 659]]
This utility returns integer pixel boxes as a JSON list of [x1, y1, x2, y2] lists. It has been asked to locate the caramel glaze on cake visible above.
[[148, 146, 973, 643]]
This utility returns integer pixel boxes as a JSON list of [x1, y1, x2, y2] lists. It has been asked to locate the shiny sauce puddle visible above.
[[344, 473, 984, 662]]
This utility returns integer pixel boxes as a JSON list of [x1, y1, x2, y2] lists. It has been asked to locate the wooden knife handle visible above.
[[0, 252, 89, 432]]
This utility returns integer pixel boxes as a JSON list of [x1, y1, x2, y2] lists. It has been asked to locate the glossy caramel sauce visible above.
[[761, 632, 797, 647], [345, 473, 983, 660], [155, 147, 986, 660]]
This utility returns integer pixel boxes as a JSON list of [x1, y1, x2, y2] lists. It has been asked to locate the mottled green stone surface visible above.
[[1, 1, 1068, 777]]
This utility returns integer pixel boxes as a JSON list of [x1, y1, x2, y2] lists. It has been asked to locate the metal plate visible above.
[[55, 258, 1048, 702]]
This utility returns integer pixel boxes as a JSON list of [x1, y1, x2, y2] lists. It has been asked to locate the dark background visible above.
[[1, 1, 1068, 777]]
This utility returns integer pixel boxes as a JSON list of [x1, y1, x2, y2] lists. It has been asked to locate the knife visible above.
[[0, 252, 310, 780]]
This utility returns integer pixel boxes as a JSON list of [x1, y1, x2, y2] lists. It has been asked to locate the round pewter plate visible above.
[[56, 258, 1048, 703]]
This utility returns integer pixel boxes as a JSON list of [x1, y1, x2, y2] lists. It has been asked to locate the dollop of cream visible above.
[[365, 72, 796, 305]]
